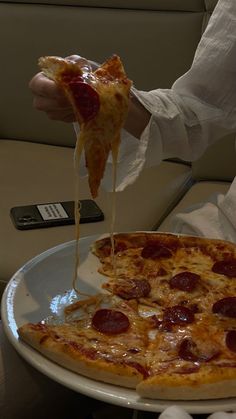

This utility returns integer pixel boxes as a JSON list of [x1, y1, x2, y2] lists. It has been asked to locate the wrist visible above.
[[124, 88, 151, 138]]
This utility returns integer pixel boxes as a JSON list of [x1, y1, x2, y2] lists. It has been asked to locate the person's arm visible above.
[[124, 93, 151, 139], [131, 0, 236, 165]]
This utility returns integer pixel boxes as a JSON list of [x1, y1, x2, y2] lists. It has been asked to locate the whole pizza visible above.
[[18, 232, 236, 400]]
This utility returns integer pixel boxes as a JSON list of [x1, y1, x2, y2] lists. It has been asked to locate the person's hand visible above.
[[29, 55, 99, 123], [29, 72, 75, 122]]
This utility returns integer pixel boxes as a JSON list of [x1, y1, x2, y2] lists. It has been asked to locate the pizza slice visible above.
[[18, 294, 149, 388], [39, 54, 132, 198]]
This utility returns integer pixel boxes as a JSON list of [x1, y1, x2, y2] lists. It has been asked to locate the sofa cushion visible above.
[[192, 135, 236, 182], [205, 0, 218, 11]]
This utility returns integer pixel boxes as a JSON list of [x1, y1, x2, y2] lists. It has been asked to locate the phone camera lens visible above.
[[18, 215, 37, 223]]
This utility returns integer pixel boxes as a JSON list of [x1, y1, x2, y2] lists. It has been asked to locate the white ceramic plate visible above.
[[2, 235, 236, 414]]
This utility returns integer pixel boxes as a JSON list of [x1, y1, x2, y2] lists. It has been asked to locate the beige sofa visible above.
[[0, 0, 235, 298]]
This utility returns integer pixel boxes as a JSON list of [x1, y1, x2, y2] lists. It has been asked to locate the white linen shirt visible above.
[[101, 0, 236, 192]]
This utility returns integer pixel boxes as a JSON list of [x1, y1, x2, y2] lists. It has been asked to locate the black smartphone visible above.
[[10, 200, 104, 230]]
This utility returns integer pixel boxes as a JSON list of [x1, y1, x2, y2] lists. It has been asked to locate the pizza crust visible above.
[[92, 232, 236, 258], [19, 322, 236, 400], [137, 368, 236, 400], [18, 324, 143, 388]]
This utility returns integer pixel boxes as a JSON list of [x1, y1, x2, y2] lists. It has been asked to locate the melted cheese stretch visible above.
[[72, 129, 87, 296], [110, 147, 119, 279], [72, 130, 119, 295]]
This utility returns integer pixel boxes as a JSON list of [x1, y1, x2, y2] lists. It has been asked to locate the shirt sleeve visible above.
[[102, 0, 236, 192]]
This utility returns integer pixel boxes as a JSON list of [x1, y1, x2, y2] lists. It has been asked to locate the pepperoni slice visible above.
[[178, 338, 201, 362], [163, 305, 195, 325], [226, 330, 236, 353], [141, 242, 172, 260], [68, 81, 100, 121], [114, 279, 151, 300], [170, 272, 199, 292], [212, 297, 236, 318], [92, 309, 130, 335], [178, 338, 220, 362], [212, 259, 236, 278], [114, 242, 127, 254]]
